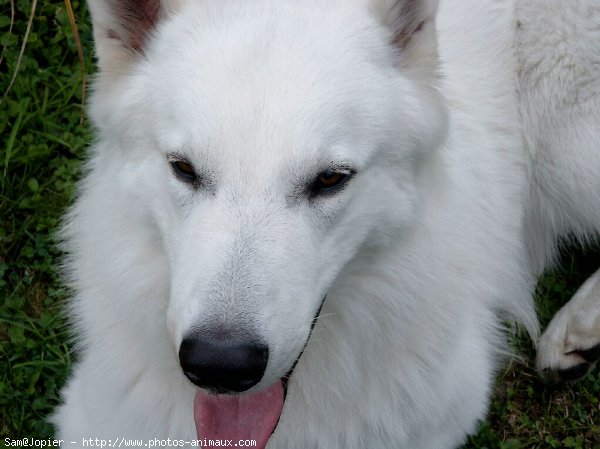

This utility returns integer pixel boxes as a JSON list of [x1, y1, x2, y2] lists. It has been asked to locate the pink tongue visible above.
[[194, 382, 284, 449]]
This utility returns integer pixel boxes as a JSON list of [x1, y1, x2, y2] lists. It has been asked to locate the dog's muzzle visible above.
[[180, 296, 328, 449]]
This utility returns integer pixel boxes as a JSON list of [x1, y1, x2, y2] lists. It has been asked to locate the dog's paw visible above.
[[537, 268, 600, 384]]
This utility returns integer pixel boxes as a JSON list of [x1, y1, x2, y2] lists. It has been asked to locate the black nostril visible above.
[[178, 334, 269, 394]]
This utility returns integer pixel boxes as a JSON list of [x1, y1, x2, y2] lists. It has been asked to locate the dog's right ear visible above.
[[370, 0, 439, 70], [89, 0, 178, 76]]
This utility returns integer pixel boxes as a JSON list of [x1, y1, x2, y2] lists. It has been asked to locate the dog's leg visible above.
[[537, 268, 600, 383]]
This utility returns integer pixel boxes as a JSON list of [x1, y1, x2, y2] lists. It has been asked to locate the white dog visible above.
[[53, 0, 600, 448]]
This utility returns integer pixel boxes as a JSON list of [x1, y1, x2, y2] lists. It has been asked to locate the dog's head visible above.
[[88, 0, 445, 443]]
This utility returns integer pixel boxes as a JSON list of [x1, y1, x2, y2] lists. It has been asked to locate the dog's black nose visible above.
[[179, 334, 269, 394]]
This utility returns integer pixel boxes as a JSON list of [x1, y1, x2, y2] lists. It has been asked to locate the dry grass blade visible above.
[[64, 0, 87, 122], [0, 0, 36, 105], [0, 0, 15, 67]]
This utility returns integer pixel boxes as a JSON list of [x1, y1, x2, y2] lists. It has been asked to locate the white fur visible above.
[[537, 268, 600, 374], [516, 0, 600, 377], [53, 0, 600, 447]]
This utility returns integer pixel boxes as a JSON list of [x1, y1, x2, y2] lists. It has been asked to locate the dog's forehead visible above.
[[140, 2, 392, 168]]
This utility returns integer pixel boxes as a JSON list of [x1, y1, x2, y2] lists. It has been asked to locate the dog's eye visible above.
[[309, 169, 353, 197], [317, 171, 346, 188], [169, 159, 198, 185]]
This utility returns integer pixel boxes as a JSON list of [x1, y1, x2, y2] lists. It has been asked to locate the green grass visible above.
[[462, 250, 600, 449], [1, 0, 92, 437], [1, 0, 599, 446]]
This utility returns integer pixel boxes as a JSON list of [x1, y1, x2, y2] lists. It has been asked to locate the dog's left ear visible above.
[[371, 0, 439, 69]]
